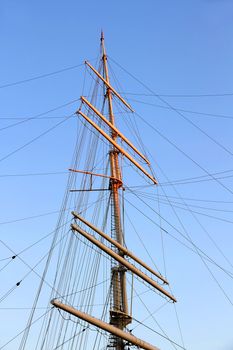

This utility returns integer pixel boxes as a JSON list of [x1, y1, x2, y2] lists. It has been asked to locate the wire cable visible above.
[[135, 111, 233, 196], [0, 114, 73, 163], [0, 99, 79, 133], [0, 308, 53, 350], [132, 316, 187, 350], [123, 192, 233, 279], [0, 63, 84, 90], [129, 98, 233, 120], [119, 91, 233, 98], [109, 56, 233, 167]]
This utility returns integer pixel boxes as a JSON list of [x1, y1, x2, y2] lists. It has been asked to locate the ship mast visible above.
[[101, 31, 131, 349], [51, 33, 176, 350]]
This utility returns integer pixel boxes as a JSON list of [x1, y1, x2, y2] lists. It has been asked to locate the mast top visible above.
[[101, 30, 104, 42], [100, 30, 106, 59]]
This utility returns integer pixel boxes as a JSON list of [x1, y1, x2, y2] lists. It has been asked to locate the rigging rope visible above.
[[0, 63, 84, 90], [0, 115, 74, 163]]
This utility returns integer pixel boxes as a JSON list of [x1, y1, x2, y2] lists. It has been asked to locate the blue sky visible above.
[[1, 1, 233, 349]]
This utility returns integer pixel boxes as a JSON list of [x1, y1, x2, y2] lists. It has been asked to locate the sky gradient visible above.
[[0, 1, 233, 349]]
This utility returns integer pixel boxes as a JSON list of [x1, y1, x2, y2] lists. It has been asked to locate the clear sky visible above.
[[0, 1, 233, 350]]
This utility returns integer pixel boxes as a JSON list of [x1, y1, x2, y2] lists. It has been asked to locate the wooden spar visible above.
[[77, 110, 158, 185], [71, 224, 176, 302], [71, 212, 168, 285], [68, 168, 121, 183], [69, 189, 109, 192], [81, 96, 150, 165], [51, 299, 160, 350], [85, 61, 134, 112]]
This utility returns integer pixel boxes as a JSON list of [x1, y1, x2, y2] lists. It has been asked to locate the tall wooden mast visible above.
[[51, 33, 176, 350], [101, 31, 131, 349]]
